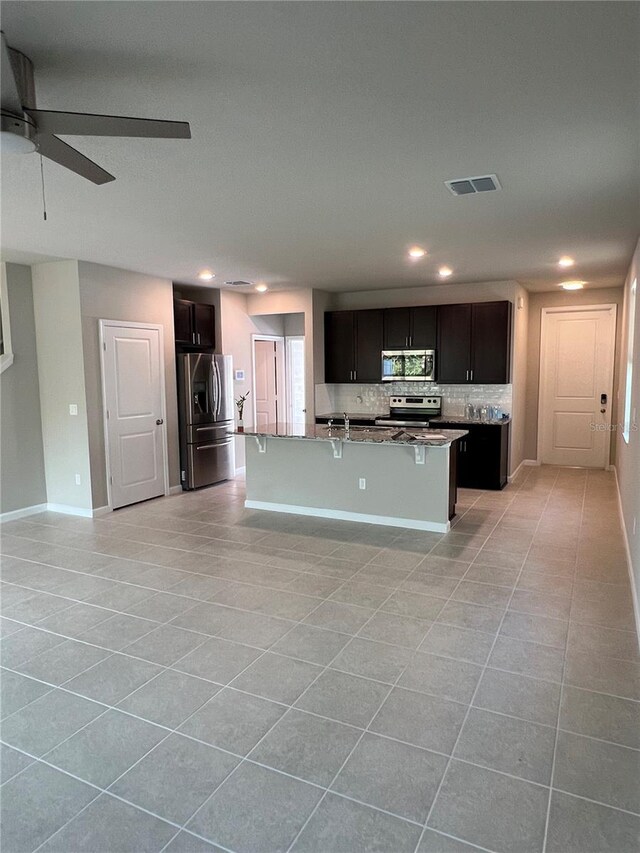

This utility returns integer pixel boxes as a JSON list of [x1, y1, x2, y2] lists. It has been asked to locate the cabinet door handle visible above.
[[353, 369, 357, 381], [465, 370, 469, 381], [197, 333, 201, 345], [470, 369, 473, 382]]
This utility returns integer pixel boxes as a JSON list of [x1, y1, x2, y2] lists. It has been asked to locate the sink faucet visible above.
[[343, 412, 350, 439]]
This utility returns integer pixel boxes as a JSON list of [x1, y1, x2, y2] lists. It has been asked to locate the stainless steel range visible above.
[[375, 395, 442, 428]]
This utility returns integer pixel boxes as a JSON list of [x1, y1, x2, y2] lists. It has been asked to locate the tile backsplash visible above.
[[315, 383, 512, 418]]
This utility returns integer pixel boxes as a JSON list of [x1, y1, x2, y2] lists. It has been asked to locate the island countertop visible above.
[[234, 422, 468, 446]]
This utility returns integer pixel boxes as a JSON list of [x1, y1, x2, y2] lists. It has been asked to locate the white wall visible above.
[[615, 238, 640, 632], [0, 264, 46, 514], [78, 261, 179, 509], [329, 280, 520, 310], [31, 261, 93, 511]]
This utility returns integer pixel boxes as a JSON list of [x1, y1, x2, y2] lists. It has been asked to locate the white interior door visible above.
[[101, 321, 167, 508], [539, 305, 617, 467], [254, 338, 283, 427]]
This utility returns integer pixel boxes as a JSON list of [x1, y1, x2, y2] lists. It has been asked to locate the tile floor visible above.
[[1, 466, 639, 852]]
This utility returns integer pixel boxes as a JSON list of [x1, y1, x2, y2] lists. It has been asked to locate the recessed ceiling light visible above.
[[198, 270, 215, 281], [408, 247, 427, 259], [558, 256, 575, 268], [438, 266, 453, 278], [560, 280, 586, 290], [255, 283, 268, 293]]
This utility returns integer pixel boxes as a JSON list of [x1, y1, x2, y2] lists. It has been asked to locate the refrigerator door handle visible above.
[[208, 360, 217, 418], [214, 360, 222, 418], [196, 440, 231, 450]]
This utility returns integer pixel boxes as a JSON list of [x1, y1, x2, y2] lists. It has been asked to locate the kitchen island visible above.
[[235, 423, 468, 532]]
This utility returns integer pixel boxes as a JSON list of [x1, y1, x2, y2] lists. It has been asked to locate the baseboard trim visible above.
[[0, 503, 48, 522], [508, 460, 525, 481], [92, 505, 112, 518], [0, 502, 115, 521], [46, 503, 97, 519], [235, 466, 246, 477], [244, 499, 450, 533], [168, 485, 183, 496], [508, 459, 540, 482], [611, 465, 640, 651]]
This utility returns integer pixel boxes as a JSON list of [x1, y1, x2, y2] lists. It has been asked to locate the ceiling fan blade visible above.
[[25, 109, 191, 139], [1, 32, 22, 113], [37, 134, 115, 184]]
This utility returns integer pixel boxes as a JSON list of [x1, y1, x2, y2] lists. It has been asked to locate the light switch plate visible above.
[[69, 404, 78, 416]]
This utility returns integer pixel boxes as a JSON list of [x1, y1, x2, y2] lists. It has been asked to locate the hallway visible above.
[[1, 466, 638, 852]]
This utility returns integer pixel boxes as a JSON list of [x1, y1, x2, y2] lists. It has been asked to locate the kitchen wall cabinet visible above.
[[325, 309, 383, 383], [437, 300, 511, 384], [174, 299, 215, 349], [438, 420, 510, 490], [383, 306, 437, 349]]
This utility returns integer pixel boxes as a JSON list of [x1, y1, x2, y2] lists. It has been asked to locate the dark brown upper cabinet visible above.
[[437, 300, 511, 384], [383, 306, 437, 349], [325, 309, 384, 383], [173, 299, 215, 350]]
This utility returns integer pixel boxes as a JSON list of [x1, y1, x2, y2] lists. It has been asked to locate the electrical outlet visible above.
[[75, 473, 81, 485], [69, 404, 78, 416], [359, 478, 366, 490]]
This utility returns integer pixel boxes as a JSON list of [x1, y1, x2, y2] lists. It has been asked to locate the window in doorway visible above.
[[286, 336, 306, 424], [623, 277, 637, 444]]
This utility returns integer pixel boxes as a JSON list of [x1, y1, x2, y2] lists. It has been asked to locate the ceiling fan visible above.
[[1, 32, 191, 184]]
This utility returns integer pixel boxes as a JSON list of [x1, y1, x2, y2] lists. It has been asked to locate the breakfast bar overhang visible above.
[[235, 424, 468, 533]]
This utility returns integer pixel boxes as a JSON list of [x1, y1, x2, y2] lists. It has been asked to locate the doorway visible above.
[[253, 336, 285, 428], [253, 334, 306, 427], [538, 304, 617, 467], [100, 320, 168, 508], [286, 336, 306, 423]]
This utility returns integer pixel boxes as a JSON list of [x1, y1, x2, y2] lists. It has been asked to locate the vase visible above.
[[237, 418, 244, 433]]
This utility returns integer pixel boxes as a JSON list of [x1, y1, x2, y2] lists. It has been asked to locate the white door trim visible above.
[[251, 334, 285, 426], [99, 319, 169, 510], [537, 303, 617, 467]]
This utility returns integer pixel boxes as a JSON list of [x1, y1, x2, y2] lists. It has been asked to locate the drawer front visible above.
[[188, 439, 233, 488]]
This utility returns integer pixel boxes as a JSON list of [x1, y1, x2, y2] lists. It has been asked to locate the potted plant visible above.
[[235, 390, 250, 432]]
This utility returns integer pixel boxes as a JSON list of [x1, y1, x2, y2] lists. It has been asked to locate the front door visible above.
[[539, 305, 617, 467], [254, 339, 281, 428], [101, 321, 167, 508]]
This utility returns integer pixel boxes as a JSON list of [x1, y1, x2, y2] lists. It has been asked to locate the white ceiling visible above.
[[1, 2, 638, 293]]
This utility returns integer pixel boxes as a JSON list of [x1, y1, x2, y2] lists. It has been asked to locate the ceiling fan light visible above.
[[0, 130, 36, 153]]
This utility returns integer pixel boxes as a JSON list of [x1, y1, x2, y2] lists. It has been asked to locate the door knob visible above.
[[156, 418, 164, 425]]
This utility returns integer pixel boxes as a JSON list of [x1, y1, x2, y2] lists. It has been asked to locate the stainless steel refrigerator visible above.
[[177, 353, 234, 489]]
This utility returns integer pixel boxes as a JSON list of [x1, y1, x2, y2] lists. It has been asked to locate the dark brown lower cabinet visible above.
[[438, 421, 510, 490]]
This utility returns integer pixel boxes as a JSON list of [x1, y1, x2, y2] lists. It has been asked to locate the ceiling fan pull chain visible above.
[[39, 154, 47, 221]]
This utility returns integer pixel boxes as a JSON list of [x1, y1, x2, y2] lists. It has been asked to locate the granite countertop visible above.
[[430, 415, 512, 426], [234, 422, 468, 447], [315, 412, 386, 420]]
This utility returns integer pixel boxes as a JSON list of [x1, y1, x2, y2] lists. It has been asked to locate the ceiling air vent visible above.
[[445, 174, 501, 196], [224, 280, 252, 287]]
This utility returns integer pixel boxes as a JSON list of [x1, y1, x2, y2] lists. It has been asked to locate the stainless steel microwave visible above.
[[381, 350, 436, 382]]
